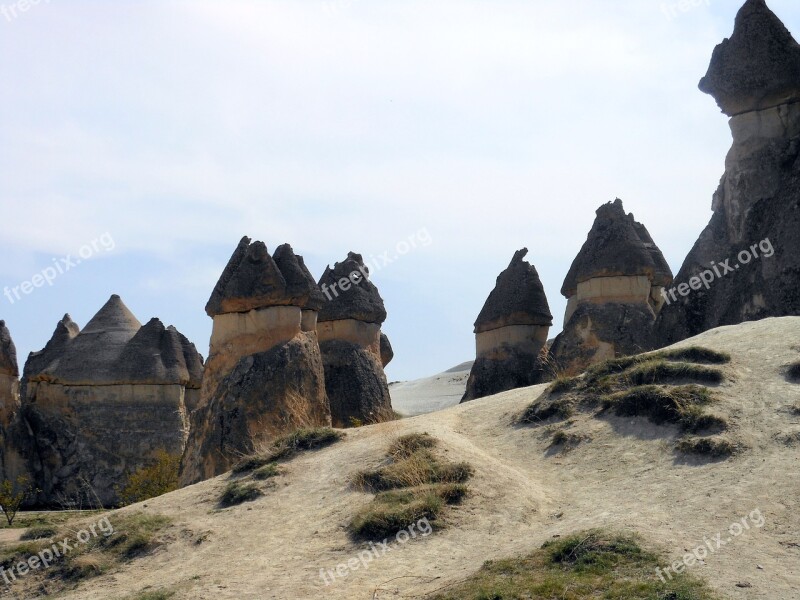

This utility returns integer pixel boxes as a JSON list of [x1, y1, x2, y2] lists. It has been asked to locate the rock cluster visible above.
[[317, 252, 394, 426], [461, 249, 553, 401], [180, 238, 331, 484], [551, 199, 672, 374], [657, 0, 800, 343], [13, 296, 203, 506]]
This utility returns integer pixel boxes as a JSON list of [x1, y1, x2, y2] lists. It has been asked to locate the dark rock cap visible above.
[[318, 252, 387, 324], [117, 318, 205, 388], [561, 199, 657, 298], [474, 249, 553, 334], [0, 320, 19, 377], [699, 0, 800, 116], [25, 295, 203, 387], [272, 244, 325, 312], [205, 237, 289, 317], [629, 218, 673, 288]]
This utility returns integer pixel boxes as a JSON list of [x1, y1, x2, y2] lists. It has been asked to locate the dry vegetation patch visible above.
[[348, 433, 473, 540], [429, 529, 720, 600], [522, 347, 736, 458]]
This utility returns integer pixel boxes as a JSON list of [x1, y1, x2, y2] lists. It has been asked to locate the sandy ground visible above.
[[389, 360, 471, 416], [8, 317, 800, 600]]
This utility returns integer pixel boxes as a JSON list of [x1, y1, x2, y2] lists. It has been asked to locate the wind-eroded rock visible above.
[[14, 296, 203, 507], [462, 249, 553, 401], [318, 252, 393, 426], [180, 239, 331, 485], [657, 0, 800, 344]]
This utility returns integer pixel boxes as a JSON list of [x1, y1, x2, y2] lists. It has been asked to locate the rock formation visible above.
[[0, 321, 19, 429], [16, 296, 203, 506], [461, 249, 553, 401], [180, 238, 330, 485], [657, 0, 800, 344], [379, 332, 394, 368], [551, 199, 673, 374], [317, 252, 393, 426]]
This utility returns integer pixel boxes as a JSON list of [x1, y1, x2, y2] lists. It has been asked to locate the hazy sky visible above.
[[1, 0, 798, 381]]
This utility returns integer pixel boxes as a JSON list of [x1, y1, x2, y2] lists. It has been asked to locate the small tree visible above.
[[0, 475, 36, 526], [117, 450, 181, 506]]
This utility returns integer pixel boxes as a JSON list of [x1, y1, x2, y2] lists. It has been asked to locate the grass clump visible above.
[[676, 437, 739, 458], [348, 434, 474, 540], [125, 590, 176, 600], [602, 385, 726, 433], [20, 525, 59, 540], [519, 396, 575, 424], [252, 463, 282, 480], [786, 362, 800, 382], [233, 427, 344, 474], [624, 361, 724, 386], [219, 481, 263, 507], [660, 346, 730, 364], [430, 529, 720, 600], [348, 485, 465, 540], [388, 432, 437, 458]]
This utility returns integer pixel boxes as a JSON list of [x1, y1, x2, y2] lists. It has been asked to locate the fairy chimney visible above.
[[317, 252, 393, 426], [462, 249, 553, 401], [180, 238, 330, 485], [552, 199, 673, 373]]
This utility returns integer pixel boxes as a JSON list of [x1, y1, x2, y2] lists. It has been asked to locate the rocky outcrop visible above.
[[462, 249, 553, 401], [379, 332, 394, 368], [318, 252, 393, 426], [15, 297, 203, 507], [0, 321, 19, 428], [657, 0, 800, 344], [552, 200, 673, 374], [180, 239, 331, 485]]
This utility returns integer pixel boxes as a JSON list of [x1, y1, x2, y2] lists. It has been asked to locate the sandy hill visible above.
[[11, 317, 800, 600], [389, 360, 471, 416]]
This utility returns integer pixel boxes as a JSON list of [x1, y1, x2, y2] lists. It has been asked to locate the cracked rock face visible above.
[[657, 1, 800, 345]]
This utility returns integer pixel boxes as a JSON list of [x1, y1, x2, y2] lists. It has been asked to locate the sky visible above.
[[1, 0, 798, 382]]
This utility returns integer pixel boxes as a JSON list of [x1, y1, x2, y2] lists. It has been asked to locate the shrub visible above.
[[219, 482, 263, 507], [0, 476, 37, 526], [352, 450, 473, 492], [117, 450, 181, 506]]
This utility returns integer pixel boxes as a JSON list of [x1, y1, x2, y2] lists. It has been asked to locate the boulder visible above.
[[462, 249, 553, 401], [380, 332, 394, 368]]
